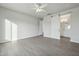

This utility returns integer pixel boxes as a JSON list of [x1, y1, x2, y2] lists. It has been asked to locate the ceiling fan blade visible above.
[[36, 9, 46, 13], [40, 4, 47, 8], [34, 3, 39, 8], [41, 9, 47, 12]]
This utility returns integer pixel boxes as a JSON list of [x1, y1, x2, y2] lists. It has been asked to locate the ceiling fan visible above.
[[33, 3, 47, 13]]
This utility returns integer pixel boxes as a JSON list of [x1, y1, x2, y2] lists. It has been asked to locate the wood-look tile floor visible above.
[[0, 36, 79, 56]]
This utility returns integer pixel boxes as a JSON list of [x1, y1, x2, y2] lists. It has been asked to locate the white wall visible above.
[[0, 7, 40, 43], [60, 22, 65, 36], [38, 19, 43, 35], [70, 7, 79, 43]]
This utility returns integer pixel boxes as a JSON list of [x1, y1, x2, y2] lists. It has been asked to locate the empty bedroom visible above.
[[0, 3, 79, 56]]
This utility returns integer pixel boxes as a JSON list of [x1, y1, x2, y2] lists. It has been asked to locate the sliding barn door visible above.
[[51, 15, 60, 39]]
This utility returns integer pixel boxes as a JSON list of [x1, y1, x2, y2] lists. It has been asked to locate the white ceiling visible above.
[[0, 3, 79, 18]]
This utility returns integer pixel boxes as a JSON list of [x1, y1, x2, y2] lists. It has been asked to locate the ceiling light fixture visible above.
[[33, 3, 47, 13]]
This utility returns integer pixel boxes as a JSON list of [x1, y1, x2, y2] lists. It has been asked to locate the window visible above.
[[5, 19, 17, 41]]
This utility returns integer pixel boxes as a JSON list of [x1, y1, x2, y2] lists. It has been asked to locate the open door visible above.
[[51, 15, 60, 39]]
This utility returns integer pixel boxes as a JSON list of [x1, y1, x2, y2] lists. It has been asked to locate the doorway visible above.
[[60, 14, 71, 47], [60, 14, 71, 38]]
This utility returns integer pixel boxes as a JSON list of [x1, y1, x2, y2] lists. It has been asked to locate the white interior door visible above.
[[43, 16, 51, 37], [51, 15, 60, 39]]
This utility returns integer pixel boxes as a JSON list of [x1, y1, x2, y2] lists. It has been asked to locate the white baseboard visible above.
[[0, 40, 10, 44], [0, 34, 42, 44], [18, 34, 42, 40], [70, 39, 79, 43]]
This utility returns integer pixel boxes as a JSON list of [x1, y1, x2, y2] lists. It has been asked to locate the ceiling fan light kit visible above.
[[34, 3, 47, 13]]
